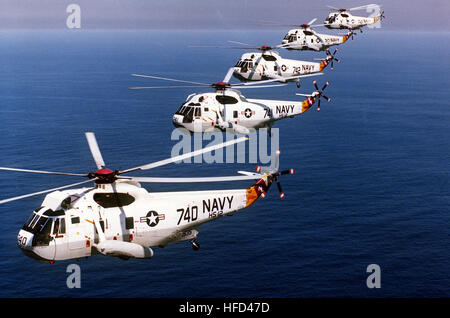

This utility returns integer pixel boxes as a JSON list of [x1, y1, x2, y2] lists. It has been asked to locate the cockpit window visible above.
[[93, 192, 135, 208], [236, 60, 253, 72], [22, 210, 50, 233], [176, 103, 202, 123], [43, 209, 65, 217], [287, 35, 296, 42], [32, 217, 53, 246]]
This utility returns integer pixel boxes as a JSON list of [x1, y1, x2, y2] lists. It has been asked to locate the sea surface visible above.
[[0, 29, 448, 297]]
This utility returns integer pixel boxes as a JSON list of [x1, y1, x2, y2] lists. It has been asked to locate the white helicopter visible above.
[[324, 4, 385, 32], [279, 18, 354, 51], [190, 42, 340, 88], [0, 133, 294, 263], [130, 73, 332, 135]]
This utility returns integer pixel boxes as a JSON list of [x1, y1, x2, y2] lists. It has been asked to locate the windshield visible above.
[[235, 60, 253, 73], [32, 217, 53, 246], [22, 211, 49, 233], [175, 102, 201, 123], [287, 35, 296, 42]]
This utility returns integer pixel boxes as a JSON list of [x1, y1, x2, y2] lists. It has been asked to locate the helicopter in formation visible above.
[[0, 133, 294, 263], [190, 41, 340, 87], [130, 73, 332, 135], [280, 18, 354, 51], [324, 4, 385, 32]]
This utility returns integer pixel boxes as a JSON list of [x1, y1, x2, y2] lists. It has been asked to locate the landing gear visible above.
[[191, 239, 200, 251]]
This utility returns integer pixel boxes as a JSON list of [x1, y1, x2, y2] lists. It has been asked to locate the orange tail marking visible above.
[[301, 97, 315, 113], [245, 186, 259, 207]]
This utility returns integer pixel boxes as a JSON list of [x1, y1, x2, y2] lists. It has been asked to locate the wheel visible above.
[[191, 241, 200, 251]]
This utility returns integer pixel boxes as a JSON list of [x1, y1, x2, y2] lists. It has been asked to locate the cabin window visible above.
[[216, 95, 238, 105], [204, 107, 209, 112], [233, 110, 238, 118], [71, 216, 80, 224], [125, 217, 134, 230], [93, 192, 135, 209], [303, 30, 314, 36]]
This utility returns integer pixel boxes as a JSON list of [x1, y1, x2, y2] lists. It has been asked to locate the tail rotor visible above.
[[325, 48, 340, 70], [254, 149, 295, 200]]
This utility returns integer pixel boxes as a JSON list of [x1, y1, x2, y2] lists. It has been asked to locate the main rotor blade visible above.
[[131, 74, 209, 86], [0, 167, 87, 177], [0, 179, 95, 205], [307, 18, 318, 25], [238, 73, 323, 87], [119, 175, 260, 183], [119, 137, 248, 174], [237, 171, 265, 178], [227, 40, 253, 46], [349, 4, 377, 11], [85, 132, 106, 170], [129, 85, 211, 90], [222, 67, 235, 83], [231, 83, 288, 89], [187, 45, 250, 49]]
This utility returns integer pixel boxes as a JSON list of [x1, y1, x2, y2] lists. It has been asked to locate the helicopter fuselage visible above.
[[172, 89, 317, 134], [17, 179, 266, 263], [324, 12, 379, 30], [232, 51, 326, 82], [281, 28, 350, 51]]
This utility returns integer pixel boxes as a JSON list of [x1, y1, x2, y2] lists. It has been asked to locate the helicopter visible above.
[[130, 74, 332, 135], [279, 18, 354, 51], [189, 42, 341, 88], [0, 133, 294, 263], [324, 4, 385, 32]]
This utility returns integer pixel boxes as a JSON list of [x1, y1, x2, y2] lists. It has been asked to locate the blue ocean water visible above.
[[0, 29, 448, 298]]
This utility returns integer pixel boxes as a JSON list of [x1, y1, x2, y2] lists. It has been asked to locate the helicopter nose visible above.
[[172, 114, 184, 128], [17, 229, 33, 251], [17, 229, 54, 262]]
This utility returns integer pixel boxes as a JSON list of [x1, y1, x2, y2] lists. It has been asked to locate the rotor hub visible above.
[[212, 82, 229, 90], [92, 168, 117, 184]]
